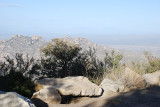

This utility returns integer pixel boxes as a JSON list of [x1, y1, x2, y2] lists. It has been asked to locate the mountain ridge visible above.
[[0, 35, 149, 65], [0, 35, 46, 61]]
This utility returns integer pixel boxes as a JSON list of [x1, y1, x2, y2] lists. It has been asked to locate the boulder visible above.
[[99, 78, 125, 92], [31, 87, 61, 106], [0, 91, 35, 107], [143, 71, 160, 86], [35, 76, 102, 97]]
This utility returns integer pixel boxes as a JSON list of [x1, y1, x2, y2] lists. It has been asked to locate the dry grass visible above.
[[105, 66, 146, 90], [131, 62, 146, 75], [105, 66, 124, 81]]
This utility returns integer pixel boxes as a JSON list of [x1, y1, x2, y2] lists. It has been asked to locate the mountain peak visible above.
[[9, 34, 25, 40], [63, 36, 71, 38], [32, 35, 44, 41], [12, 34, 23, 38], [9, 34, 45, 42]]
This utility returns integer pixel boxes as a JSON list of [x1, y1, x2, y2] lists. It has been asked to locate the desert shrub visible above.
[[126, 51, 160, 74], [0, 53, 40, 79], [131, 61, 146, 75], [40, 39, 87, 78], [0, 56, 15, 76], [0, 71, 35, 98], [85, 50, 123, 85], [143, 51, 160, 73], [104, 50, 123, 70], [5, 72, 35, 98], [85, 48, 106, 85], [0, 54, 38, 98], [104, 51, 145, 89]]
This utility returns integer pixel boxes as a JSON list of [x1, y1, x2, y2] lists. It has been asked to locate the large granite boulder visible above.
[[143, 71, 160, 86], [31, 87, 61, 106], [35, 76, 102, 97], [99, 78, 125, 93], [0, 91, 35, 107]]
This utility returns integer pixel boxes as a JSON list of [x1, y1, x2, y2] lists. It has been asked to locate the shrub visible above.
[[0, 53, 40, 79], [84, 48, 106, 85], [40, 39, 87, 78], [104, 50, 123, 70], [131, 61, 146, 75], [143, 51, 160, 73], [104, 51, 145, 89], [0, 54, 37, 98], [127, 51, 160, 74], [0, 56, 15, 76], [40, 39, 106, 84], [6, 72, 35, 98]]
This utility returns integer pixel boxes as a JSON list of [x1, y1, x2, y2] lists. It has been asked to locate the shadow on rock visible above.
[[31, 98, 48, 107]]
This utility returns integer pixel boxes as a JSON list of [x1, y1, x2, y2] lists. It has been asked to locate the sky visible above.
[[0, 0, 160, 45]]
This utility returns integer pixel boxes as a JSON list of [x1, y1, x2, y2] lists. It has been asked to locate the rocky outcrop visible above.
[[99, 78, 125, 93], [0, 35, 46, 61], [0, 91, 35, 107], [143, 71, 160, 86], [35, 76, 103, 97], [31, 87, 61, 107]]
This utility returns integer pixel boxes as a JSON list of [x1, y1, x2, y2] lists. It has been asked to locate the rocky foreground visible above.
[[0, 67, 160, 107]]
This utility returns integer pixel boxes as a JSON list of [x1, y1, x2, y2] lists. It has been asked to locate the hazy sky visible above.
[[0, 0, 160, 45]]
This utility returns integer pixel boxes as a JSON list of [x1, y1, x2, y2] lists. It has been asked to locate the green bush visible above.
[[40, 39, 124, 85], [84, 48, 106, 85], [104, 50, 123, 70], [40, 39, 106, 84], [0, 53, 40, 78], [40, 39, 87, 78], [6, 72, 35, 98], [0, 54, 37, 98]]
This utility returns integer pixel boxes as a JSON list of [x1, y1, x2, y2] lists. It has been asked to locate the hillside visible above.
[[0, 35, 148, 65], [0, 35, 46, 61]]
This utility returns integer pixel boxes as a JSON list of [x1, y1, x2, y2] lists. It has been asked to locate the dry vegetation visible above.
[[104, 51, 160, 90]]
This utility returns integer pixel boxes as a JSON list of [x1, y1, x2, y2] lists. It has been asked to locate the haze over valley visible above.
[[1, 34, 159, 66]]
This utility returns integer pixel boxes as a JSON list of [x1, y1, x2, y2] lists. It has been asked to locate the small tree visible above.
[[41, 39, 87, 78], [0, 56, 15, 76], [6, 72, 35, 98], [85, 48, 106, 84], [104, 50, 123, 70], [40, 39, 106, 84]]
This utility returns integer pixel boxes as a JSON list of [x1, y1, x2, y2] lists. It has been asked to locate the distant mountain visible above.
[[0, 35, 148, 65], [0, 35, 46, 61]]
